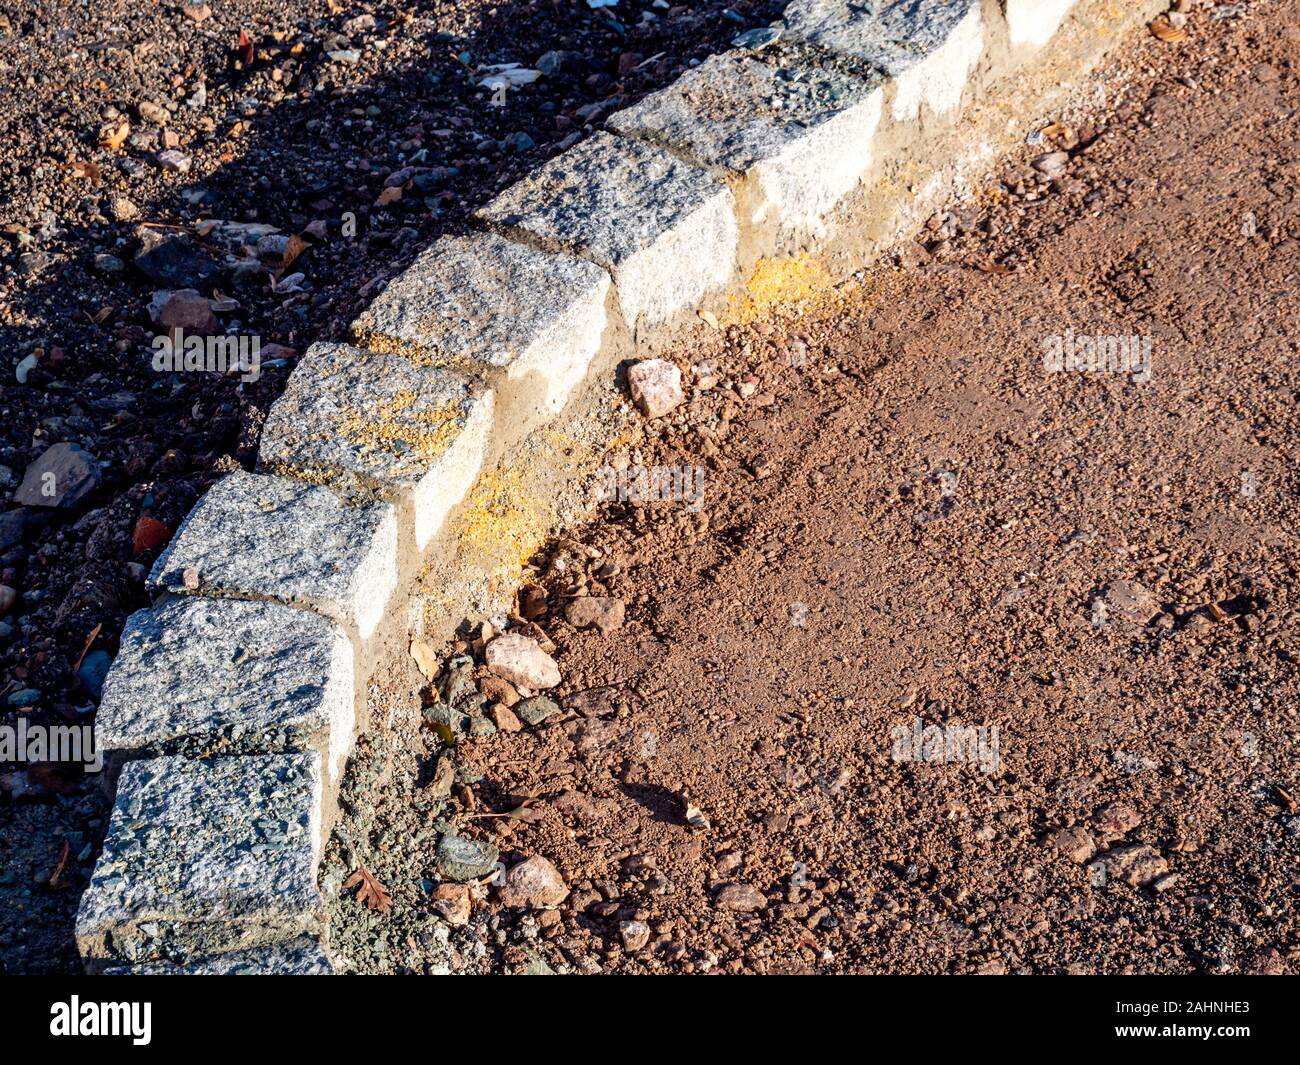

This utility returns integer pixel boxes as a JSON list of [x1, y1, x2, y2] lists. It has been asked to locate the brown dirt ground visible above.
[[0, 0, 783, 975], [327, 0, 1299, 975]]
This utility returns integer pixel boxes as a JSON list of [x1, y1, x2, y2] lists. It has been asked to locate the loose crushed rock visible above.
[[326, 1, 1299, 975], [565, 595, 625, 634], [486, 632, 562, 690], [496, 855, 569, 909], [1, 0, 785, 973], [627, 358, 685, 419], [436, 832, 500, 883]]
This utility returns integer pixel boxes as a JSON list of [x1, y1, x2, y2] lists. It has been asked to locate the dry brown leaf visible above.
[[1149, 16, 1187, 43], [509, 803, 544, 822], [374, 185, 402, 207], [72, 623, 102, 674], [99, 121, 130, 151], [48, 839, 71, 888], [67, 160, 103, 186], [343, 866, 392, 914], [1040, 122, 1078, 149], [283, 233, 307, 269]]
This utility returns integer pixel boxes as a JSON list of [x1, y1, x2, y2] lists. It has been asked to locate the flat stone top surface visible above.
[[353, 233, 608, 368], [607, 53, 883, 173], [477, 131, 728, 271], [150, 470, 393, 604], [97, 596, 350, 752], [77, 753, 322, 934], [260, 341, 484, 490], [782, 0, 978, 74]]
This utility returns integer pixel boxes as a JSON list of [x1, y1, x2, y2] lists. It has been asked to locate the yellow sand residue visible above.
[[539, 427, 604, 472], [455, 467, 553, 569], [454, 430, 607, 571], [601, 425, 640, 450], [727, 254, 837, 323], [877, 158, 923, 195], [340, 391, 460, 462]]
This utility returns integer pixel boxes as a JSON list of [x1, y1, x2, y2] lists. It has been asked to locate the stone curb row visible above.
[[74, 0, 1166, 973]]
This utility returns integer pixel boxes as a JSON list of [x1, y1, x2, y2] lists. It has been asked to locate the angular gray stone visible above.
[[620, 919, 651, 951], [13, 443, 101, 509], [259, 342, 494, 550], [515, 696, 560, 727], [106, 936, 334, 974], [96, 597, 355, 778], [149, 471, 398, 641], [353, 233, 610, 420], [76, 753, 325, 966], [1005, 0, 1076, 50], [478, 132, 738, 332], [606, 52, 884, 237], [436, 832, 500, 882], [423, 701, 476, 736], [0, 509, 27, 551], [782, 0, 984, 122]]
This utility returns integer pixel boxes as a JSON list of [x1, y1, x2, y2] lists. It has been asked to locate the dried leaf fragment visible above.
[[48, 839, 71, 888], [283, 233, 307, 269], [1040, 122, 1077, 148], [343, 866, 392, 914], [72, 623, 102, 674], [99, 121, 130, 151], [66, 160, 103, 186], [1150, 15, 1188, 43], [509, 803, 544, 823]]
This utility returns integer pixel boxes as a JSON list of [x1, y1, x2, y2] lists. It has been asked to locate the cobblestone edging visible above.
[[75, 0, 1168, 973]]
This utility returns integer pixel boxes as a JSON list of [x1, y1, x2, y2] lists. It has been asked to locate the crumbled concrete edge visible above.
[[75, 0, 1168, 974]]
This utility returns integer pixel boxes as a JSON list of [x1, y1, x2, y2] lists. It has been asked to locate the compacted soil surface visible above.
[[0, 0, 784, 973], [324, 1, 1300, 974]]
